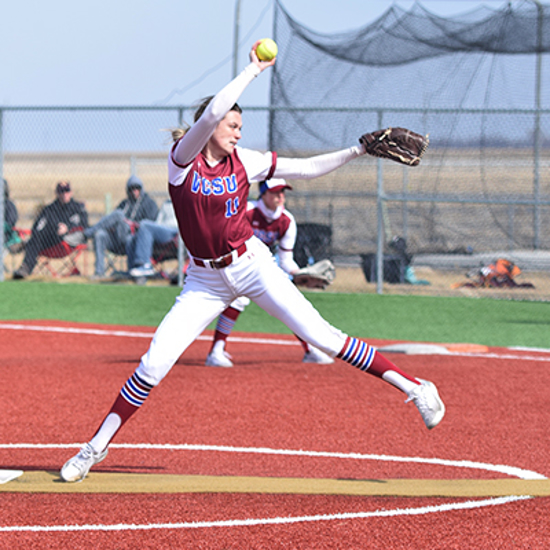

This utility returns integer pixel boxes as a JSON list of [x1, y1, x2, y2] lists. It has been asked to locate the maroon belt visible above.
[[193, 242, 248, 269]]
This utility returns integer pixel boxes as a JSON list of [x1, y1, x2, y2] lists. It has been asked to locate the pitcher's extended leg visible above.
[[60, 283, 230, 482], [252, 274, 445, 429]]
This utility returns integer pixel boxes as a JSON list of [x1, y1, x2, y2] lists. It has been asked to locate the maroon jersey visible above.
[[246, 205, 292, 249], [169, 144, 276, 259]]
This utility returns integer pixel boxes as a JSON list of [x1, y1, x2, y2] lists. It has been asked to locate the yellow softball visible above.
[[256, 38, 278, 61]]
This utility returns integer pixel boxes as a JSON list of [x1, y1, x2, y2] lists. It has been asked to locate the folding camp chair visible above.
[[36, 240, 87, 277], [151, 236, 188, 283], [103, 249, 128, 277], [102, 220, 141, 278]]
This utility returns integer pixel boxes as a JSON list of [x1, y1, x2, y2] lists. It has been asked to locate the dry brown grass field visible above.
[[6, 148, 549, 223], [4, 149, 550, 299], [5, 246, 550, 301], [5, 152, 169, 224]]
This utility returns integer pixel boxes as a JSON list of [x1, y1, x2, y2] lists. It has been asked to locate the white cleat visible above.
[[405, 379, 446, 429], [0, 470, 23, 484], [302, 346, 334, 364], [60, 443, 108, 482], [205, 349, 234, 368], [129, 263, 156, 278]]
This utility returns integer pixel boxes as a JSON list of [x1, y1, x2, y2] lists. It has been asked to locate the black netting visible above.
[[271, 1, 550, 258], [278, 1, 550, 64], [271, 0, 550, 151]]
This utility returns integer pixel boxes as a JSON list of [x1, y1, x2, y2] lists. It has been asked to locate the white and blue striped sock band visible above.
[[120, 372, 154, 407], [216, 314, 237, 336], [337, 336, 375, 372]]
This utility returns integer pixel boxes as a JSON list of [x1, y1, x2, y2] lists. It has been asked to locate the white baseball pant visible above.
[[137, 235, 347, 386]]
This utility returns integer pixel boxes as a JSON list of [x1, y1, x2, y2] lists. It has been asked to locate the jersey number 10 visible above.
[[225, 197, 240, 218]]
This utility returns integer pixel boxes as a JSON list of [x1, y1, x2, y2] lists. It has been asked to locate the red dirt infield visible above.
[[1, 320, 549, 549]]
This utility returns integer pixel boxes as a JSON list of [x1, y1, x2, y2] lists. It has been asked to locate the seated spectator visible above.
[[13, 181, 89, 279], [65, 175, 158, 277], [127, 198, 179, 278], [3, 178, 23, 254]]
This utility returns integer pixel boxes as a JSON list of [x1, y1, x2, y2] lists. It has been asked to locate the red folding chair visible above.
[[152, 236, 188, 282], [36, 231, 88, 278]]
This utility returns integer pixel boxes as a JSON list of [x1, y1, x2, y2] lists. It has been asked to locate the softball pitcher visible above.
[[61, 41, 445, 482]]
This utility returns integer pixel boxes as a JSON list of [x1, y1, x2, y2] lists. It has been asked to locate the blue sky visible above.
[[1, 1, 502, 107]]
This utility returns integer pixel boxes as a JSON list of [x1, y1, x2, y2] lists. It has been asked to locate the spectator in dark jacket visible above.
[[13, 181, 89, 279], [3, 179, 22, 253], [65, 175, 158, 277]]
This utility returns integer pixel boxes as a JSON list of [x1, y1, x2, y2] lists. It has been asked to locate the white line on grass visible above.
[[2, 322, 550, 361]]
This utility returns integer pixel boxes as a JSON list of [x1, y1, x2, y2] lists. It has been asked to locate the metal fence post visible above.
[[533, 0, 543, 249], [402, 165, 409, 243], [508, 204, 515, 251], [0, 108, 4, 283], [376, 110, 384, 295], [177, 236, 185, 287]]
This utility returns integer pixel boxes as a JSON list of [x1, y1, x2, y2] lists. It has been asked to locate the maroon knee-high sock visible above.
[[368, 350, 419, 384], [211, 307, 241, 350], [337, 336, 419, 384], [92, 372, 153, 442]]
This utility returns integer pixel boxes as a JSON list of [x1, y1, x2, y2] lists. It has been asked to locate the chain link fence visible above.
[[1, 105, 549, 299]]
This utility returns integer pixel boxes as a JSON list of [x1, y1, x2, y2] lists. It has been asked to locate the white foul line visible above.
[[1, 322, 550, 360], [0, 497, 530, 532], [0, 322, 300, 347]]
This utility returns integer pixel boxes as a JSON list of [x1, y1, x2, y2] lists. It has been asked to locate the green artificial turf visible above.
[[1, 281, 548, 348]]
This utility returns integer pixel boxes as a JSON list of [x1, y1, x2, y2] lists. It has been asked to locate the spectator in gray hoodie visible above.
[[65, 175, 158, 277]]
